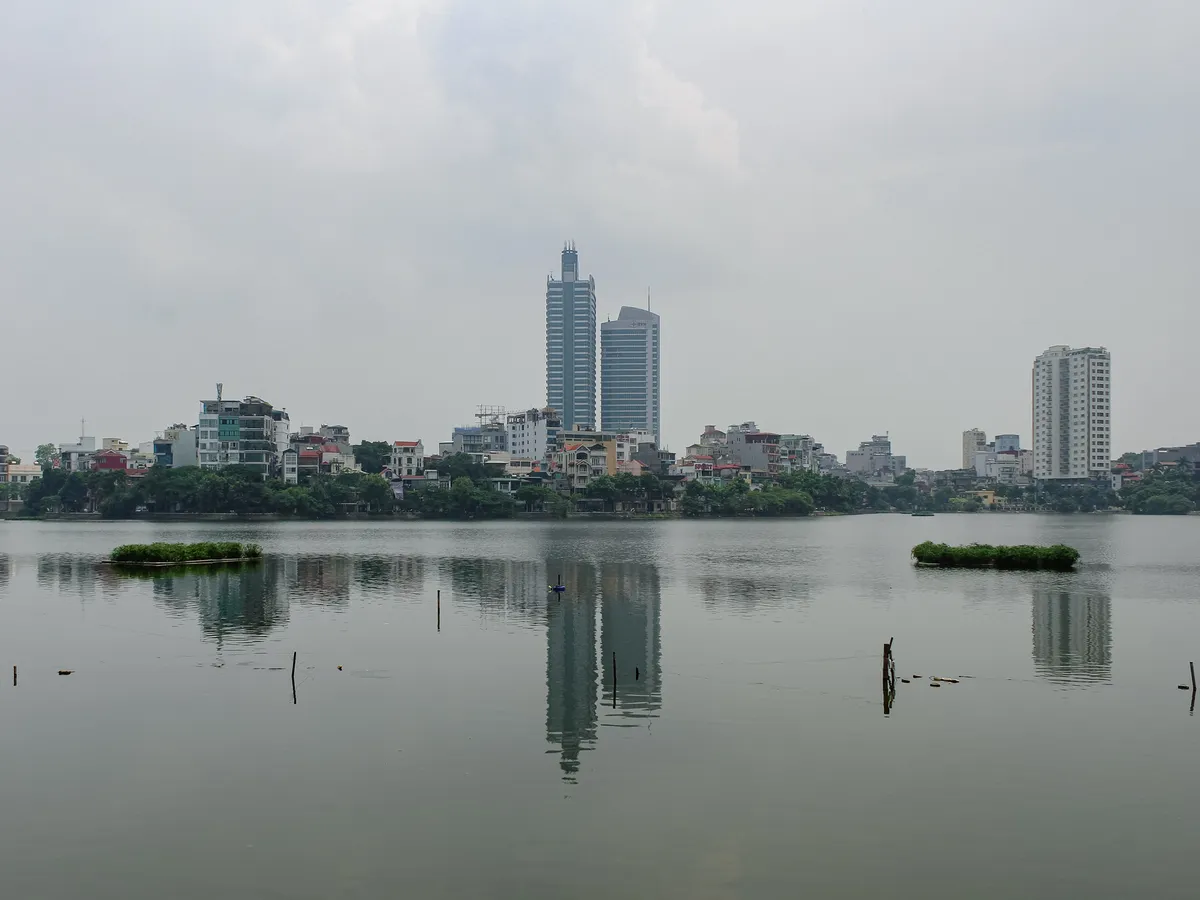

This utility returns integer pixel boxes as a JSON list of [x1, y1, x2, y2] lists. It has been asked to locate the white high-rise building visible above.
[[1032, 346, 1111, 480], [962, 428, 987, 469], [601, 306, 661, 445]]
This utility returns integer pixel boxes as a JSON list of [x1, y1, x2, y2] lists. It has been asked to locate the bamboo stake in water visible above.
[[437, 590, 441, 632]]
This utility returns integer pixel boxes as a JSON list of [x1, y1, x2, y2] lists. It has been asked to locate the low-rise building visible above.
[[1140, 443, 1200, 469], [153, 425, 198, 469], [935, 468, 980, 492], [847, 434, 905, 478], [281, 448, 299, 484], [59, 435, 97, 473], [4, 463, 41, 486], [507, 408, 561, 461], [779, 434, 819, 473], [390, 441, 424, 477], [297, 449, 322, 481], [198, 394, 283, 479], [726, 422, 782, 475], [555, 443, 608, 492], [714, 463, 753, 484], [92, 449, 128, 472], [504, 458, 546, 477]]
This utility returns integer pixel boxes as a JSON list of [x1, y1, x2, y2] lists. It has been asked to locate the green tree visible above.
[[1117, 451, 1142, 470], [352, 441, 391, 475], [358, 474, 395, 513], [585, 475, 620, 510], [35, 443, 59, 469], [516, 484, 558, 512], [58, 473, 90, 512]]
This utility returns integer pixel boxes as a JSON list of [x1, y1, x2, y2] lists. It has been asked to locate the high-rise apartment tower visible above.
[[546, 244, 597, 431], [601, 306, 661, 444], [1032, 345, 1111, 480]]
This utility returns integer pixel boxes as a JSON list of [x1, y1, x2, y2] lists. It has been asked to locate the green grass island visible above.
[[108, 541, 264, 567], [912, 541, 1080, 571]]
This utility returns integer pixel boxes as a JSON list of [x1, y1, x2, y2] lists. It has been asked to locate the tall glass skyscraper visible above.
[[600, 306, 661, 444], [546, 243, 597, 431]]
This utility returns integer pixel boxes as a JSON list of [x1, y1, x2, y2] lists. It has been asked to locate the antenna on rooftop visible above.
[[216, 382, 223, 403]]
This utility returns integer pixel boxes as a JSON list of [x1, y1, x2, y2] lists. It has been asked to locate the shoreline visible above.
[[1, 508, 1169, 523]]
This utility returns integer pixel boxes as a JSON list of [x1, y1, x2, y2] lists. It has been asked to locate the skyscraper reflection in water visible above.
[[600, 562, 662, 718], [545, 562, 598, 780], [1032, 590, 1112, 684], [544, 559, 662, 781]]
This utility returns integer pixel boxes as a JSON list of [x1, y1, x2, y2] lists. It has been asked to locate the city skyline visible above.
[[3, 3, 1197, 468]]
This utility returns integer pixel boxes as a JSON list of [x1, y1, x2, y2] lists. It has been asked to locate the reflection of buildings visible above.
[[544, 558, 663, 780], [600, 563, 662, 717], [36, 554, 124, 598], [439, 558, 547, 628], [354, 556, 426, 599], [1032, 590, 1112, 683], [545, 562, 598, 780], [290, 556, 351, 607]]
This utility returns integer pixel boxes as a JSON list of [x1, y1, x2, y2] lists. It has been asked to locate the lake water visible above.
[[1, 515, 1198, 899]]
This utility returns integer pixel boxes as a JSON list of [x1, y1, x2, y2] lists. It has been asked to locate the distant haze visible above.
[[2, 1, 1196, 469]]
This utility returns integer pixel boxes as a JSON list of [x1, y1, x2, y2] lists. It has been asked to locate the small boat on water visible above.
[[911, 510, 935, 517]]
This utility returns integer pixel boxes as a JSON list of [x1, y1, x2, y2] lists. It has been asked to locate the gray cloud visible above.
[[1, 0, 1196, 465]]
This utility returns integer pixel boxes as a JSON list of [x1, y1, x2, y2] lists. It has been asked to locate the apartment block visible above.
[[198, 394, 282, 479], [1032, 346, 1111, 480]]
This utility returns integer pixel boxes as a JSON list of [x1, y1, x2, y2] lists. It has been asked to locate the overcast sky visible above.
[[2, 0, 1196, 468]]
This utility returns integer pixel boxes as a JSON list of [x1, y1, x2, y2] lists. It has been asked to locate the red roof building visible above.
[[92, 449, 128, 472]]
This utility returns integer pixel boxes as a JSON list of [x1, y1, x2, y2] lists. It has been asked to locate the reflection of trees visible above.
[[354, 556, 426, 599], [289, 556, 351, 607], [1032, 590, 1112, 684], [0, 553, 8, 590], [152, 562, 290, 645], [693, 573, 799, 612], [145, 555, 355, 645], [683, 544, 816, 612]]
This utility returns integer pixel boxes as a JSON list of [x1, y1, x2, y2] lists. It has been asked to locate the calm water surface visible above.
[[1, 516, 1198, 899]]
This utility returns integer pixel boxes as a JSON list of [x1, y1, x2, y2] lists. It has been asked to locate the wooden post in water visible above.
[[882, 638, 896, 714], [291, 651, 297, 705], [12, 665, 15, 686], [437, 590, 441, 632], [612, 650, 617, 709], [1191, 661, 1196, 693]]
